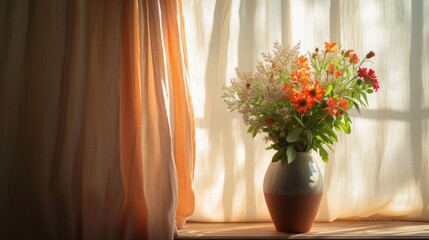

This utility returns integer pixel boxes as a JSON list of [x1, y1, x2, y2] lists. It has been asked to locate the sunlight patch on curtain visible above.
[[182, 0, 429, 222]]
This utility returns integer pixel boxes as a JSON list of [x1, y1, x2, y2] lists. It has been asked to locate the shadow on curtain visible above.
[[183, 0, 429, 222]]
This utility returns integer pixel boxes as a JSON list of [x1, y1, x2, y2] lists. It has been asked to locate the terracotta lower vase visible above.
[[263, 151, 323, 233]]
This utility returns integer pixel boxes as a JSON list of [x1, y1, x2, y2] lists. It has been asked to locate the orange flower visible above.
[[289, 92, 315, 115], [290, 71, 300, 82], [324, 97, 348, 116], [327, 62, 342, 77], [349, 52, 360, 64], [325, 98, 338, 116], [303, 81, 325, 102], [325, 41, 338, 53], [299, 55, 310, 70], [335, 70, 343, 78], [300, 70, 312, 84], [327, 62, 335, 75], [338, 97, 349, 111], [290, 68, 311, 84], [283, 83, 295, 97]]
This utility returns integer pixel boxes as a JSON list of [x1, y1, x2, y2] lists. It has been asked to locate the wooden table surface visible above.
[[177, 221, 429, 239]]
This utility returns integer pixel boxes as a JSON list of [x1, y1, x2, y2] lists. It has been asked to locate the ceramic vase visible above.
[[263, 151, 323, 233]]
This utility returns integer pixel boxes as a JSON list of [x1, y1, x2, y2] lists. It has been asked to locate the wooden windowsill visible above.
[[176, 221, 429, 239]]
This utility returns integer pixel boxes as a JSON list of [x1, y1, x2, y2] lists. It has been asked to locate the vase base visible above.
[[264, 192, 323, 233]]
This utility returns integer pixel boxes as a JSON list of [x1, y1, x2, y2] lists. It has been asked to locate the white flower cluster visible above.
[[222, 42, 301, 143]]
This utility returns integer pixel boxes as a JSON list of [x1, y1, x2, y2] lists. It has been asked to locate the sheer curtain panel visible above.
[[0, 0, 195, 239], [183, 0, 429, 222]]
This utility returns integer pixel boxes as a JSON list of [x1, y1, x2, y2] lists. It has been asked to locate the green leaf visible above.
[[333, 59, 339, 68], [311, 62, 319, 73], [247, 125, 259, 138], [271, 143, 280, 150], [326, 143, 334, 152], [252, 129, 258, 138], [322, 59, 331, 70], [344, 113, 352, 124], [286, 146, 297, 164], [338, 115, 351, 134], [293, 115, 305, 127], [325, 84, 333, 96], [325, 126, 339, 142], [317, 145, 329, 163], [313, 142, 330, 163], [307, 131, 313, 144], [362, 92, 369, 106], [286, 128, 303, 143], [350, 101, 360, 114], [343, 96, 358, 106], [247, 126, 256, 134], [272, 147, 286, 162]]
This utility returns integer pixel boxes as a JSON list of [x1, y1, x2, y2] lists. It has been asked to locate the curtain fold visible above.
[[0, 0, 194, 239]]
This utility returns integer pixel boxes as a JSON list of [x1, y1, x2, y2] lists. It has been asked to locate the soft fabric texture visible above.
[[0, 0, 194, 239], [183, 0, 429, 222]]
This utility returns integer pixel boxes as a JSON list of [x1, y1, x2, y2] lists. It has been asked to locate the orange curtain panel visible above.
[[0, 0, 195, 239]]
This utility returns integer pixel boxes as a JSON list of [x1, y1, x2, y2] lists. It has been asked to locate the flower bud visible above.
[[344, 49, 353, 58], [366, 51, 375, 59], [265, 118, 274, 126]]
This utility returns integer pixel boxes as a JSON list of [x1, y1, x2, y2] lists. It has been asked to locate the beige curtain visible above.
[[183, 0, 429, 222], [0, 0, 194, 239]]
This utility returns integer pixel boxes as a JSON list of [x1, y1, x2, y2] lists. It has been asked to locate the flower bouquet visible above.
[[222, 41, 379, 163]]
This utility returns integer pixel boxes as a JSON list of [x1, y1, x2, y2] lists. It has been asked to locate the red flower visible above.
[[265, 118, 274, 126], [366, 51, 375, 59], [289, 92, 315, 115], [303, 81, 325, 102], [344, 49, 353, 57], [358, 68, 380, 92]]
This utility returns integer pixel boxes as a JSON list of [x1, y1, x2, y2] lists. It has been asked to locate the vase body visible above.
[[263, 151, 323, 233]]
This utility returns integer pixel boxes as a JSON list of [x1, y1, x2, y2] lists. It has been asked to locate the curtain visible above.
[[183, 0, 429, 222], [0, 0, 194, 239]]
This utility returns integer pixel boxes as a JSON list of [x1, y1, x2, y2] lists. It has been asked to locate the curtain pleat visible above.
[[141, 0, 178, 238], [0, 0, 195, 239], [140, 0, 195, 236], [164, 0, 196, 229], [119, 0, 148, 238]]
